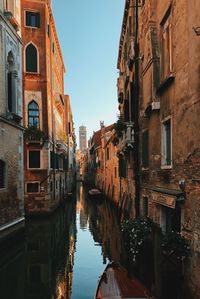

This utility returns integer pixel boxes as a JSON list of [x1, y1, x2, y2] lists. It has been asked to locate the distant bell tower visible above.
[[79, 125, 87, 152]]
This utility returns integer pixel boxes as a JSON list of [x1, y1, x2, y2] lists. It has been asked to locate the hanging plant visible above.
[[161, 231, 190, 260], [121, 217, 156, 262], [24, 126, 45, 142]]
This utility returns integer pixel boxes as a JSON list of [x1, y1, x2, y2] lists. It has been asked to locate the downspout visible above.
[[49, 11, 56, 202], [133, 0, 140, 217]]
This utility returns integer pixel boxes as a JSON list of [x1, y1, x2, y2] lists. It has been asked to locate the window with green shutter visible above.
[[162, 119, 171, 166]]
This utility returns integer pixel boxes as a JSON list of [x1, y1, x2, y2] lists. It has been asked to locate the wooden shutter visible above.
[[165, 120, 171, 165], [36, 13, 40, 28], [26, 11, 31, 26]]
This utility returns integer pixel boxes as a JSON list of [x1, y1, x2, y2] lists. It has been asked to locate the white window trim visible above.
[[27, 99, 41, 129], [28, 150, 41, 170], [24, 42, 40, 74], [161, 16, 173, 80], [161, 116, 172, 169], [24, 10, 40, 29], [26, 181, 40, 194]]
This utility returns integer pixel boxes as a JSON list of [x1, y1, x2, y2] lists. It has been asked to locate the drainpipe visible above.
[[133, 0, 140, 217]]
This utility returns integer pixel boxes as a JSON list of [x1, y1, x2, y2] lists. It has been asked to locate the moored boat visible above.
[[94, 262, 153, 299]]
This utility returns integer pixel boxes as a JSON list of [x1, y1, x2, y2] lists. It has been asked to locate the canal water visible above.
[[0, 183, 127, 299], [0, 183, 184, 299]]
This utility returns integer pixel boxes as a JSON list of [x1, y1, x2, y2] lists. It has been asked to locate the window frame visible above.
[[28, 100, 39, 128], [161, 117, 172, 169], [25, 10, 40, 29], [26, 182, 40, 193], [25, 42, 39, 74], [160, 8, 173, 82], [28, 150, 41, 169]]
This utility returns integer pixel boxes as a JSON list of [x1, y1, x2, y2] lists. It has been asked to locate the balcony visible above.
[[116, 123, 134, 155], [24, 127, 45, 144]]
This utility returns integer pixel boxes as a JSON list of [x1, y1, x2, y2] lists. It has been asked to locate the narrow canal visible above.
[[0, 183, 127, 299], [0, 183, 182, 299]]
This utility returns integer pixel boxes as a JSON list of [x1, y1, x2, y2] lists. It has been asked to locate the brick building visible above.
[[21, 0, 69, 214], [117, 0, 200, 297], [64, 95, 76, 192], [0, 0, 24, 240]]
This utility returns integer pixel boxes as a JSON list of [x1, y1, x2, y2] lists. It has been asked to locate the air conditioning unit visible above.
[[152, 101, 160, 111]]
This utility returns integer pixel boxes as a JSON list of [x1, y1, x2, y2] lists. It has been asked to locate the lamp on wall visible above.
[[193, 26, 200, 36]]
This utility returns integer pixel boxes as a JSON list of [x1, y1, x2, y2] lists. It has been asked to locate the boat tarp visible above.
[[96, 264, 151, 299]]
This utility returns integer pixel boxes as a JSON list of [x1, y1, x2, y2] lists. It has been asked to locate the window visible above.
[[161, 7, 172, 81], [29, 151, 40, 168], [25, 11, 40, 28], [0, 160, 6, 189], [25, 43, 38, 73], [106, 148, 109, 160], [162, 118, 171, 166], [7, 51, 17, 114], [118, 158, 126, 178], [27, 182, 39, 193], [142, 130, 149, 168], [160, 205, 181, 234], [28, 101, 39, 127], [52, 42, 54, 53], [47, 23, 50, 36], [114, 167, 117, 178]]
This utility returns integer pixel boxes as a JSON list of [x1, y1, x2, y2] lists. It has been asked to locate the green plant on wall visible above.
[[121, 217, 190, 263], [161, 230, 190, 260], [24, 126, 45, 141], [121, 217, 155, 262]]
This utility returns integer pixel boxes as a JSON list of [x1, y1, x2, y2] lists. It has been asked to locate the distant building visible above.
[[79, 125, 87, 152], [0, 0, 25, 240]]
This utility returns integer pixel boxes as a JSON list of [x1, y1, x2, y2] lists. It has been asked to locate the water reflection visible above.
[[25, 201, 76, 299], [0, 183, 159, 299]]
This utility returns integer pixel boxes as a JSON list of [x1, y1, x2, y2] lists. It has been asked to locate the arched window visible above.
[[25, 43, 38, 73], [0, 160, 6, 189], [28, 101, 39, 127]]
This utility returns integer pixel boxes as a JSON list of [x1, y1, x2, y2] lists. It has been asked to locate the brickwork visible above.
[[116, 0, 200, 297], [0, 1, 24, 236]]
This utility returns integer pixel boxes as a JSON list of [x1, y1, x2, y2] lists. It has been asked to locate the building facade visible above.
[[79, 125, 87, 153], [0, 0, 24, 239], [21, 0, 69, 214], [64, 95, 76, 192], [117, 0, 200, 297]]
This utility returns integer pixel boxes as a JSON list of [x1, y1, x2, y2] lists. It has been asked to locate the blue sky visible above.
[[52, 0, 124, 146]]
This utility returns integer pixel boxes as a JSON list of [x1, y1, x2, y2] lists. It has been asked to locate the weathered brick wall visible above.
[[138, 0, 200, 298], [0, 123, 24, 226]]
